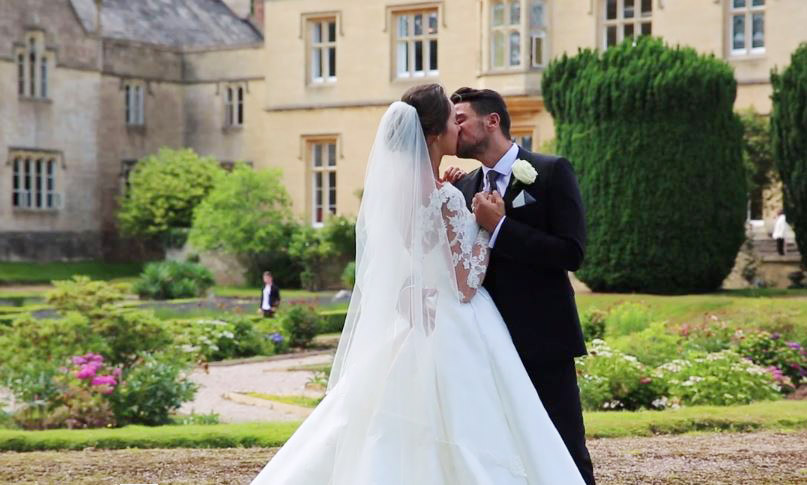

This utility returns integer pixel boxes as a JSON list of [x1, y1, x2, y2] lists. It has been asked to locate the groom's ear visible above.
[[485, 112, 502, 132]]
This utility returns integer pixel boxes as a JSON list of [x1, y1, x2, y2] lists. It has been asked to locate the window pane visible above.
[[312, 48, 322, 79], [314, 173, 323, 223], [752, 0, 764, 5], [510, 0, 521, 25], [314, 144, 322, 167], [733, 15, 746, 50], [415, 40, 423, 72], [641, 0, 652, 17], [397, 42, 409, 75], [414, 14, 423, 36], [313, 22, 322, 43], [125, 85, 131, 123], [35, 159, 42, 208], [429, 39, 438, 71], [624, 0, 635, 19], [733, 0, 746, 7], [328, 172, 336, 212], [752, 13, 764, 48], [492, 2, 505, 26], [40, 57, 47, 98], [328, 21, 336, 42], [531, 35, 543, 66], [509, 31, 520, 66], [398, 15, 409, 37], [428, 12, 438, 34], [327, 143, 336, 166], [624, 23, 634, 40], [493, 32, 505, 67], [29, 52, 35, 96], [640, 22, 651, 36], [606, 26, 617, 47], [328, 47, 336, 77], [530, 1, 545, 29], [17, 54, 24, 95], [606, 0, 617, 20]]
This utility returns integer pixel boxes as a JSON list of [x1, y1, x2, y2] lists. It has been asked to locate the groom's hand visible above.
[[474, 191, 505, 232]]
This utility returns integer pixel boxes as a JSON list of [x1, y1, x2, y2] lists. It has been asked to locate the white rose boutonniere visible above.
[[512, 159, 538, 185]]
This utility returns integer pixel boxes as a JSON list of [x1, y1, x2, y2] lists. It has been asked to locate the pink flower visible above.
[[112, 368, 122, 378], [91, 375, 117, 388], [75, 362, 101, 380], [71, 356, 87, 365], [639, 377, 652, 385]]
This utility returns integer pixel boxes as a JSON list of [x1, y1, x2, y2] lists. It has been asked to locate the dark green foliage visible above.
[[542, 38, 746, 293], [771, 43, 807, 269], [133, 261, 215, 300], [280, 306, 321, 348]]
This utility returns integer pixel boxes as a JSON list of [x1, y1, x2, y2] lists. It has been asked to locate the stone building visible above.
[[2, 0, 805, 271], [0, 0, 264, 260]]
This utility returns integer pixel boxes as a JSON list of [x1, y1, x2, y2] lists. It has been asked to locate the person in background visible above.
[[259, 271, 280, 318], [773, 210, 791, 256]]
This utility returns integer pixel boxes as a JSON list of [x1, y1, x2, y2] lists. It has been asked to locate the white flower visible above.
[[512, 159, 538, 184]]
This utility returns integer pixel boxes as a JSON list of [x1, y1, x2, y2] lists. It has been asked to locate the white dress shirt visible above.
[[261, 284, 273, 310], [482, 143, 519, 247], [773, 214, 790, 239]]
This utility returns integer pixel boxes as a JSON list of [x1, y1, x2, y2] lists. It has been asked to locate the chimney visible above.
[[94, 0, 103, 35], [250, 0, 264, 34]]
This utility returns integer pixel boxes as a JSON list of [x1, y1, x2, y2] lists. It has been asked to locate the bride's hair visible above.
[[401, 83, 451, 138]]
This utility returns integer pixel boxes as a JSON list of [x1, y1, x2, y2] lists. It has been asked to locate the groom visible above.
[[448, 87, 595, 484]]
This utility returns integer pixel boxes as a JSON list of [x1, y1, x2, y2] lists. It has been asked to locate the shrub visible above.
[[736, 331, 806, 390], [580, 308, 606, 341], [341, 262, 356, 289], [656, 350, 781, 406], [603, 302, 653, 338], [543, 38, 746, 293], [109, 353, 198, 426], [280, 306, 321, 348], [319, 309, 348, 334], [133, 261, 214, 300], [609, 321, 682, 368], [118, 148, 224, 245], [576, 340, 665, 411], [677, 315, 738, 353], [771, 42, 807, 270]]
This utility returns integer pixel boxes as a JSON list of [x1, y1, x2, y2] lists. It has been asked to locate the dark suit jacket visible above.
[[259, 285, 281, 311], [455, 146, 587, 362]]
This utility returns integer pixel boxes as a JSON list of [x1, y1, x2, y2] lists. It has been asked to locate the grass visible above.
[[1, 401, 803, 451], [576, 292, 807, 341], [0, 262, 144, 285], [244, 393, 322, 408], [212, 286, 329, 300]]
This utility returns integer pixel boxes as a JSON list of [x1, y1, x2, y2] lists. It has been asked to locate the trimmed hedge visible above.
[[542, 38, 746, 293], [771, 42, 807, 270], [319, 309, 347, 334]]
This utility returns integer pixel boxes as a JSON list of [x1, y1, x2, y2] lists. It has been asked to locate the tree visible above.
[[542, 38, 747, 293], [118, 148, 223, 246], [189, 164, 296, 282], [771, 42, 807, 269]]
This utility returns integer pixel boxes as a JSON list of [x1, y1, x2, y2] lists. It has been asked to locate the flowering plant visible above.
[[736, 331, 806, 391]]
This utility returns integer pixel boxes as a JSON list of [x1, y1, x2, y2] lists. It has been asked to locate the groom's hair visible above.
[[450, 87, 511, 139]]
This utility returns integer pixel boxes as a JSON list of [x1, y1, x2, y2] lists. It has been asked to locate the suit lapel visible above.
[[460, 168, 484, 211]]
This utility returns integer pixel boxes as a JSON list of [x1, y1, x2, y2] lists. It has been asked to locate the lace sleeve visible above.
[[438, 185, 491, 303]]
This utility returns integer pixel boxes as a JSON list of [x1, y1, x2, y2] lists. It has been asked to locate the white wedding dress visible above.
[[251, 102, 584, 485]]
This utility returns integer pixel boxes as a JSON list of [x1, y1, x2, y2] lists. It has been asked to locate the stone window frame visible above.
[[601, 0, 653, 49], [9, 149, 64, 211], [728, 0, 765, 57], [512, 128, 535, 151], [389, 5, 441, 80], [223, 82, 247, 128], [123, 80, 146, 126], [14, 30, 53, 100], [302, 135, 340, 228], [487, 0, 549, 71], [309, 16, 338, 84]]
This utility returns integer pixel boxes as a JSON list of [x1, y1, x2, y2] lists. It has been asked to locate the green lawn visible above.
[[212, 286, 330, 300], [0, 262, 144, 285], [1, 400, 804, 451], [245, 393, 322, 408], [576, 291, 807, 340]]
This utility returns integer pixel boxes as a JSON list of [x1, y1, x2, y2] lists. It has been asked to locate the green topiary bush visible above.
[[542, 38, 746, 293], [771, 42, 807, 270], [280, 306, 321, 348], [133, 261, 214, 300]]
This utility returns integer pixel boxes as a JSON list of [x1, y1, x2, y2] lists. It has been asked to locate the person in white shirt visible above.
[[258, 271, 280, 318], [773, 210, 791, 256]]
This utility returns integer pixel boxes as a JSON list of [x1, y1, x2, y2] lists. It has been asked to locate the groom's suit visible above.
[[455, 146, 595, 485]]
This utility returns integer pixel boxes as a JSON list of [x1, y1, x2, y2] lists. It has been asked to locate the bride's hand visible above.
[[441, 166, 466, 184]]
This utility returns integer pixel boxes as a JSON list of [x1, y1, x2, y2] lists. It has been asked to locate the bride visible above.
[[250, 84, 584, 485]]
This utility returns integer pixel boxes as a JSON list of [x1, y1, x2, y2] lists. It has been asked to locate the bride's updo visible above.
[[401, 83, 451, 138]]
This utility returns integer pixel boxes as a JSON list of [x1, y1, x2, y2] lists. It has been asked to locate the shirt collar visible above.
[[483, 142, 519, 176]]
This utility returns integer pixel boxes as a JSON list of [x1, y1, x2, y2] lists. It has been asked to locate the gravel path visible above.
[[1, 431, 805, 484], [178, 353, 331, 422]]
